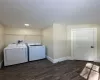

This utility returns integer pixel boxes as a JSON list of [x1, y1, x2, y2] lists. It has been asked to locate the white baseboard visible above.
[[0, 60, 3, 69], [47, 56, 73, 63], [94, 58, 100, 62], [47, 56, 55, 63], [47, 56, 100, 63]]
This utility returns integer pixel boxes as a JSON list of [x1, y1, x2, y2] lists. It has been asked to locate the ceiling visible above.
[[0, 0, 100, 28]]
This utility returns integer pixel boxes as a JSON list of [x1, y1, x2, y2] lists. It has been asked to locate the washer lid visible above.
[[28, 43, 41, 46]]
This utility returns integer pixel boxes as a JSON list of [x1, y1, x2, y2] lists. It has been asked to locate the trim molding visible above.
[[47, 56, 73, 63], [47, 56, 100, 63], [47, 56, 54, 63], [94, 57, 100, 62], [0, 60, 3, 69]]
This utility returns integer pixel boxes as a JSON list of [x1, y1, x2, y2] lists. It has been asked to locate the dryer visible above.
[[28, 43, 46, 61]]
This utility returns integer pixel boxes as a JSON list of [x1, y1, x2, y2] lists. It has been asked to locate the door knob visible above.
[[91, 46, 94, 48]]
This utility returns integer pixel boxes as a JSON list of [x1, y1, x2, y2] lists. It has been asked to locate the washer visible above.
[[28, 43, 46, 61], [4, 44, 28, 66]]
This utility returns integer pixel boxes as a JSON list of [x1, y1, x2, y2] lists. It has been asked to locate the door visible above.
[[71, 28, 97, 61]]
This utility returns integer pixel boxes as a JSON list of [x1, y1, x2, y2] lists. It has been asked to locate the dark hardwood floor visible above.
[[0, 59, 99, 80]]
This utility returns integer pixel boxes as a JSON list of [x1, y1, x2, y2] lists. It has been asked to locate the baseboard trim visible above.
[[94, 58, 100, 62], [0, 60, 3, 69], [47, 56, 55, 63], [47, 56, 100, 63], [47, 56, 73, 63]]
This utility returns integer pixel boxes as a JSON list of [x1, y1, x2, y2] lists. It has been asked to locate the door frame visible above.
[[71, 28, 97, 61]]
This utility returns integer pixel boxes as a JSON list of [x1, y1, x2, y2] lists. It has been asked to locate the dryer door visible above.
[[29, 46, 45, 61]]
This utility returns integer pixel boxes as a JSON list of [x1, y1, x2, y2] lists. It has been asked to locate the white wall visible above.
[[53, 24, 68, 59], [4, 27, 42, 46], [42, 24, 70, 60], [42, 27, 54, 59], [0, 24, 4, 61]]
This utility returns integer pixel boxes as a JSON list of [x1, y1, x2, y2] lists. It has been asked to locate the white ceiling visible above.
[[0, 0, 100, 28]]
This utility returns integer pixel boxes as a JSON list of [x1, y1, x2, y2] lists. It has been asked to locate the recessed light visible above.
[[24, 24, 29, 26]]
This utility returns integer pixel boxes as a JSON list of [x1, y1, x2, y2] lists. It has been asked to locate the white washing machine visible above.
[[28, 43, 46, 61], [4, 44, 28, 66]]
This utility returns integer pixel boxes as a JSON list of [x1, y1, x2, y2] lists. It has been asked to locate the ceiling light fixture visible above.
[[24, 24, 29, 27]]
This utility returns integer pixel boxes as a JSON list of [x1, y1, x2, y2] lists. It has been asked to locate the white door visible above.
[[71, 28, 97, 61]]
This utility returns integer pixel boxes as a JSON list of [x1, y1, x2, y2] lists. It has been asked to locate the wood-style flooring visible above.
[[0, 59, 100, 80]]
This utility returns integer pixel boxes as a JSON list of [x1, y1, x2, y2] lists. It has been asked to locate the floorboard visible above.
[[0, 59, 99, 80]]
